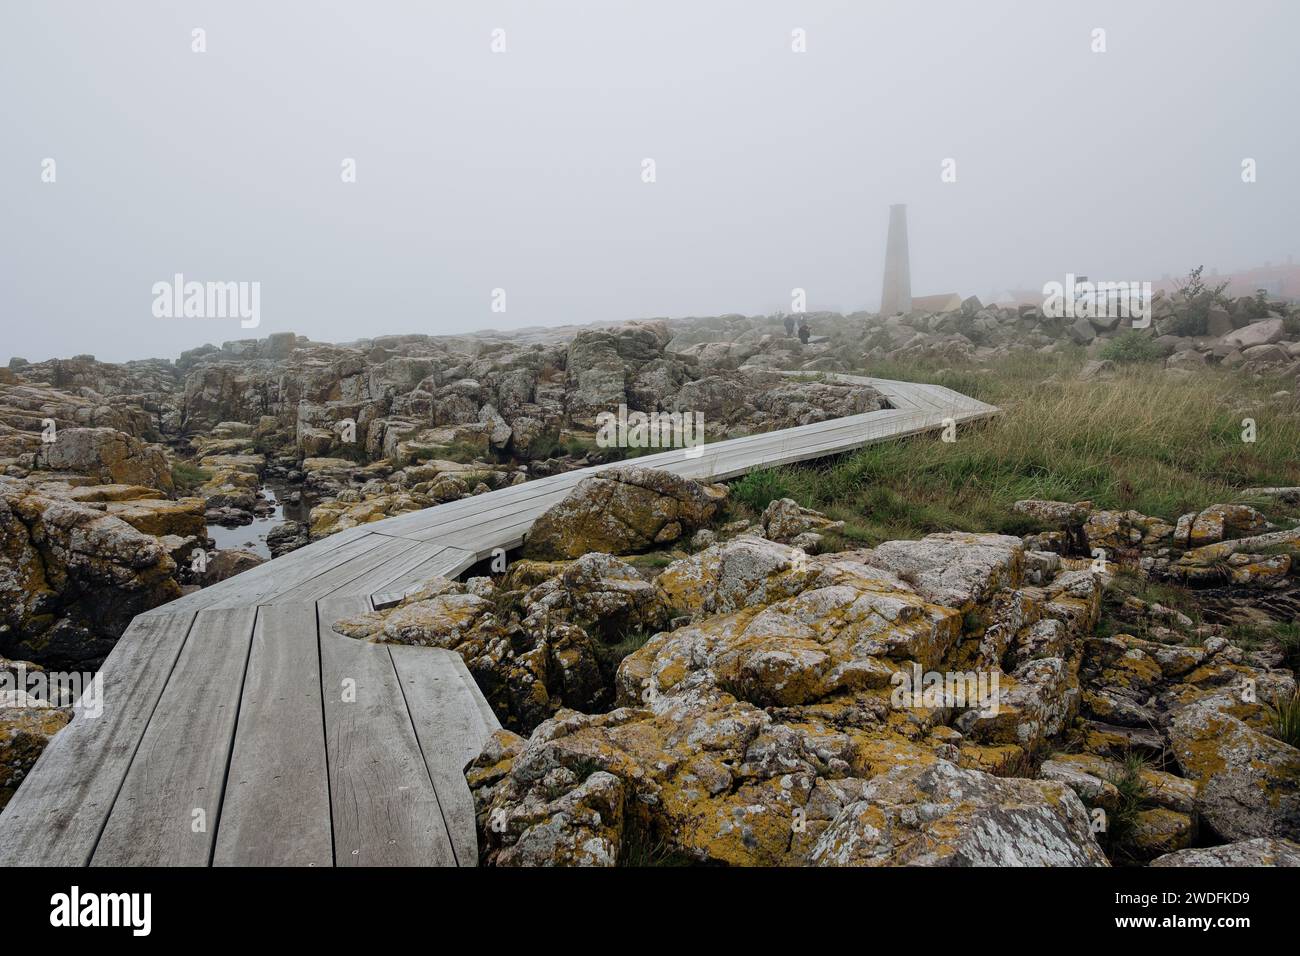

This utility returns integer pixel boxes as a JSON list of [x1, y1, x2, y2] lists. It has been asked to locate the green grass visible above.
[[170, 461, 213, 492], [1099, 330, 1165, 364], [627, 551, 676, 570], [407, 440, 493, 464], [730, 467, 800, 512], [1280, 623, 1300, 672], [1227, 620, 1300, 671], [726, 355, 1300, 547], [593, 628, 655, 683], [619, 820, 695, 867], [1103, 753, 1149, 864], [1267, 689, 1300, 748], [528, 434, 600, 460], [1095, 570, 1202, 641]]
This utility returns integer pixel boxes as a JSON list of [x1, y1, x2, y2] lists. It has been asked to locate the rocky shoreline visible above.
[[3, 296, 1299, 863]]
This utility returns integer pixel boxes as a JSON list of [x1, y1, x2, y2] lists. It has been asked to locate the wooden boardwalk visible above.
[[0, 375, 996, 866]]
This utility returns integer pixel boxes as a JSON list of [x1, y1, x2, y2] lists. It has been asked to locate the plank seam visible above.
[[84, 612, 199, 866], [206, 606, 261, 867], [387, 644, 461, 867], [315, 600, 338, 868]]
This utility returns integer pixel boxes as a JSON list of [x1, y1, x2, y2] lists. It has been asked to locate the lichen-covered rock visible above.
[[1150, 837, 1300, 867], [955, 656, 1079, 750], [619, 555, 960, 708], [652, 534, 823, 619], [759, 498, 844, 546], [101, 497, 207, 538], [809, 761, 1109, 866], [266, 519, 309, 558], [519, 552, 670, 639], [196, 548, 264, 586], [1179, 503, 1271, 547], [1128, 808, 1194, 858], [464, 518, 1144, 867], [33, 427, 173, 490], [468, 702, 892, 866], [1042, 752, 1196, 814], [0, 704, 72, 808], [469, 723, 633, 865], [195, 453, 264, 517], [1038, 758, 1121, 811], [1013, 499, 1093, 529], [0, 485, 180, 666], [1172, 526, 1300, 581], [856, 532, 1025, 610], [1082, 510, 1175, 563], [524, 466, 727, 559], [565, 322, 672, 421], [336, 576, 605, 731], [309, 491, 427, 539], [1169, 691, 1300, 841]]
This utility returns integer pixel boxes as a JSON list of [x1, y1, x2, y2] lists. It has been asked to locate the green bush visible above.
[[1168, 265, 1228, 336], [170, 461, 212, 492], [1099, 331, 1164, 364]]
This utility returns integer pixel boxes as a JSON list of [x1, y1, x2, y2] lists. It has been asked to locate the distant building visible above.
[[910, 292, 962, 313]]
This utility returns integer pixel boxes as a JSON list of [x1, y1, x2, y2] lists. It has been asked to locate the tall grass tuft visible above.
[[1268, 689, 1300, 748], [731, 467, 801, 512]]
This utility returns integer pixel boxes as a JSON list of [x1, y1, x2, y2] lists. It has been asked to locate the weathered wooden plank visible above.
[[212, 603, 331, 867], [374, 473, 573, 536], [317, 597, 458, 866], [91, 606, 259, 866], [332, 540, 449, 599], [402, 488, 574, 543], [370, 546, 476, 608], [389, 644, 499, 866], [140, 527, 381, 617], [448, 651, 501, 735], [0, 612, 197, 866], [265, 536, 420, 604]]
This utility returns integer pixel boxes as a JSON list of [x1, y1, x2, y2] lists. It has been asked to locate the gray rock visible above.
[[859, 531, 1023, 608], [811, 761, 1109, 866], [1068, 318, 1097, 345], [1204, 307, 1234, 337], [1170, 693, 1300, 842], [1150, 837, 1300, 867], [1218, 318, 1285, 350]]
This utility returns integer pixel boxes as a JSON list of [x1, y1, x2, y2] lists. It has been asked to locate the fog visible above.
[[2, 0, 1296, 363]]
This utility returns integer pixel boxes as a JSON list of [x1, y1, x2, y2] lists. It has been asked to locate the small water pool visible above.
[[204, 483, 313, 559]]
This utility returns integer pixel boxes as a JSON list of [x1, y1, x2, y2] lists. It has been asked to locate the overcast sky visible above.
[[2, 0, 1297, 363]]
